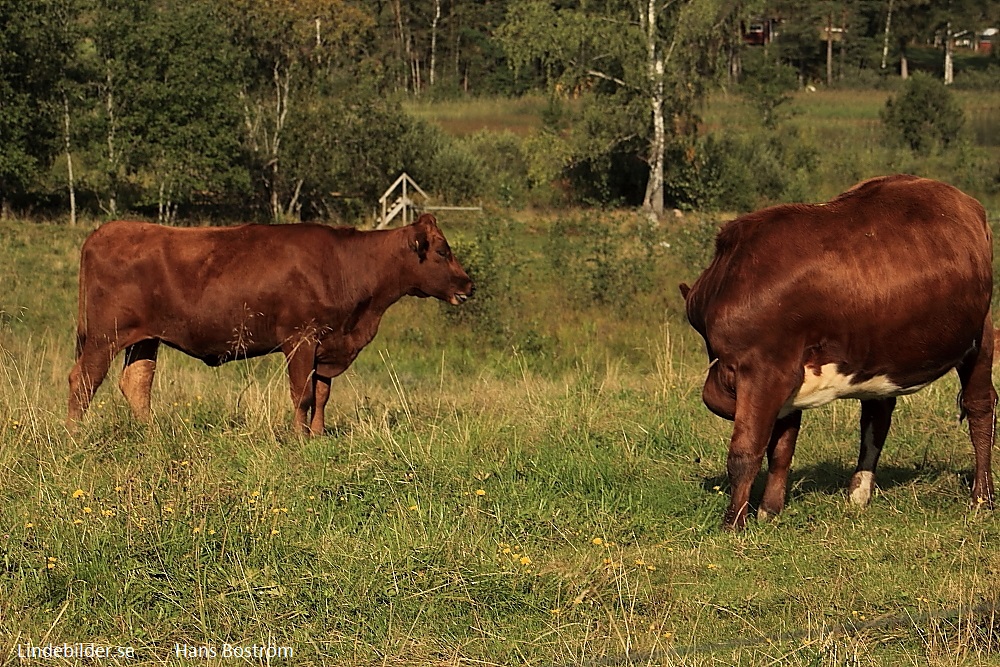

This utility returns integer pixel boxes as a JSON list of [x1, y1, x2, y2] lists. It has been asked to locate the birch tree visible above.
[[227, 0, 372, 221], [498, 0, 729, 216]]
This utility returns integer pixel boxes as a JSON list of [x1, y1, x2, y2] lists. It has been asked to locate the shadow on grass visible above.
[[700, 459, 950, 502]]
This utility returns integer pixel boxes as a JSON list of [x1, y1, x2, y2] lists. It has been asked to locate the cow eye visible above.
[[436, 248, 450, 259]]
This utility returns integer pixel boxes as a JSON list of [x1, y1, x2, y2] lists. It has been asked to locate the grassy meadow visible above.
[[4, 91, 1000, 666]]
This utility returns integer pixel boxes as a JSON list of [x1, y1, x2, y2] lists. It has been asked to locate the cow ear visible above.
[[679, 283, 691, 299], [414, 213, 438, 228], [410, 227, 430, 262]]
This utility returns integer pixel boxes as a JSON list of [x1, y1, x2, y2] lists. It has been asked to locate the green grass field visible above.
[[3, 197, 1000, 666]]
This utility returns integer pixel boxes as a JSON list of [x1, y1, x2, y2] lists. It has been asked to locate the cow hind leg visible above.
[[956, 322, 997, 509], [848, 398, 896, 507], [757, 410, 802, 522], [309, 375, 332, 436], [67, 341, 117, 427], [119, 339, 160, 422]]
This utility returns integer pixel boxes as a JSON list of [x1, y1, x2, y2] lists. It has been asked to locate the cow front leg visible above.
[[757, 410, 802, 521], [724, 374, 793, 530], [309, 375, 332, 436], [68, 340, 118, 428], [119, 339, 160, 422], [848, 398, 896, 507], [283, 340, 318, 435], [957, 320, 997, 509]]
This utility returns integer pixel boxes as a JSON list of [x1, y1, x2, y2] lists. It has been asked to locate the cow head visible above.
[[405, 214, 475, 305]]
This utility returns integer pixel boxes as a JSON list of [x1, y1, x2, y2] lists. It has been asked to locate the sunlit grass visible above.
[[405, 93, 549, 136], [2, 216, 1000, 665]]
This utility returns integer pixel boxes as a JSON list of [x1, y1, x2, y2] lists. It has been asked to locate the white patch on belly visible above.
[[780, 363, 926, 416]]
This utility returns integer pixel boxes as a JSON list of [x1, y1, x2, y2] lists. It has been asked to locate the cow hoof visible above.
[[848, 471, 875, 507], [756, 506, 780, 522]]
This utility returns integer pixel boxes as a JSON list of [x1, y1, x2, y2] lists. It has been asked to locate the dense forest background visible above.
[[3, 0, 1000, 224]]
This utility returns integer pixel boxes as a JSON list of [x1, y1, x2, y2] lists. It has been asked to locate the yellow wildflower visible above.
[[82, 507, 93, 514], [72, 489, 85, 499], [591, 537, 603, 546], [475, 489, 486, 496]]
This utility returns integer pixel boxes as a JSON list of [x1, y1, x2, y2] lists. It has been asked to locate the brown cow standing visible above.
[[680, 175, 996, 529], [68, 214, 473, 434]]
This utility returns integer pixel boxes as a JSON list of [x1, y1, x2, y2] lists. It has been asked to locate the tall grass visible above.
[[2, 216, 999, 665]]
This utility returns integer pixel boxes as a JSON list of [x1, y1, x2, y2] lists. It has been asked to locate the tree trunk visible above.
[[944, 22, 954, 85], [826, 14, 833, 86], [104, 68, 118, 218], [839, 8, 847, 81], [269, 63, 292, 222], [430, 0, 441, 87], [641, 0, 665, 217], [62, 91, 76, 226], [393, 0, 408, 92], [900, 53, 908, 79], [880, 0, 894, 70]]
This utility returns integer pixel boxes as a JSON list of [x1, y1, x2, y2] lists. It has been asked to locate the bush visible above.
[[545, 214, 661, 315], [421, 136, 487, 204], [457, 131, 530, 206], [738, 50, 799, 129], [443, 216, 521, 346], [951, 65, 1000, 91], [881, 72, 965, 155], [664, 128, 817, 213]]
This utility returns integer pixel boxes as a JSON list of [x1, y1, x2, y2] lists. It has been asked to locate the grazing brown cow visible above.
[[680, 175, 996, 529], [68, 214, 473, 434]]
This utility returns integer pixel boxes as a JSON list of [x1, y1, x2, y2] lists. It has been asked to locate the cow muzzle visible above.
[[449, 283, 475, 305]]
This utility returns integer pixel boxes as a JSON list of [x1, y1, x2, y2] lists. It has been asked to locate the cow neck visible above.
[[352, 227, 414, 313]]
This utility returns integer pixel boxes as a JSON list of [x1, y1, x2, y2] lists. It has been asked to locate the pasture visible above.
[[2, 201, 1000, 666]]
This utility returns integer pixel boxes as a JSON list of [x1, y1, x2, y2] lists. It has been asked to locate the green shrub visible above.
[[881, 72, 965, 155], [422, 136, 487, 204], [443, 216, 522, 346], [671, 215, 722, 273], [951, 65, 1000, 91], [545, 214, 661, 315], [664, 128, 817, 213], [458, 131, 530, 206], [738, 50, 799, 129]]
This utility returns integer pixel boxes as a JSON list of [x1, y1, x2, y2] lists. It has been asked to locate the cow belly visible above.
[[781, 363, 928, 415]]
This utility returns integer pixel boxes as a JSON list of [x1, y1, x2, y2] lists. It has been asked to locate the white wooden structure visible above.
[[376, 172, 482, 228], [376, 173, 428, 229]]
